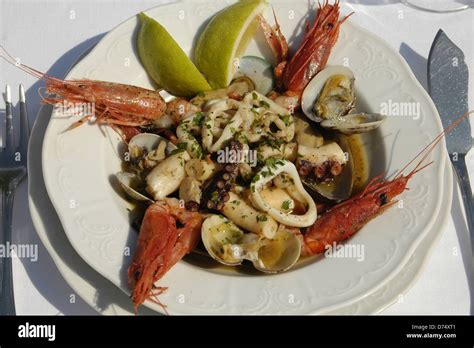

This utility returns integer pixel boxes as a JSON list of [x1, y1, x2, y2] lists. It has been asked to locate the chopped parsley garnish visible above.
[[251, 174, 261, 183], [279, 114, 293, 126], [193, 112, 205, 126], [171, 142, 187, 155], [265, 157, 284, 170], [177, 142, 187, 150], [263, 137, 284, 151], [281, 200, 291, 210]]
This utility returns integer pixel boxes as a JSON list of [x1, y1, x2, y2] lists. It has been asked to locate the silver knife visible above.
[[428, 29, 473, 269]]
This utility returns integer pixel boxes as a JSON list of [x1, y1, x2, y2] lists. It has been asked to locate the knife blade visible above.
[[428, 29, 474, 268], [428, 29, 470, 153]]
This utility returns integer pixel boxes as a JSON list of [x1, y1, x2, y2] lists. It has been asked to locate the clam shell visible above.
[[201, 215, 247, 266], [116, 172, 152, 203], [117, 133, 177, 202], [301, 65, 355, 122], [128, 133, 177, 158], [320, 113, 386, 135], [201, 215, 301, 273], [252, 229, 301, 274]]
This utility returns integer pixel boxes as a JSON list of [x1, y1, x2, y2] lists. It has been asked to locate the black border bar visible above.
[[0, 315, 472, 345]]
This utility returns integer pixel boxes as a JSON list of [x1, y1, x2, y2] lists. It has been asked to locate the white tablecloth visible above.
[[1, 0, 472, 315]]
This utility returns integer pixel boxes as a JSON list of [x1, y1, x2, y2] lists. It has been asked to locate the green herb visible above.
[[192, 144, 203, 159], [279, 114, 293, 126], [238, 133, 250, 144], [251, 174, 261, 183], [265, 157, 278, 169], [171, 149, 184, 155], [193, 112, 205, 126], [264, 137, 284, 151], [171, 142, 187, 155], [281, 200, 291, 210], [256, 215, 268, 222]]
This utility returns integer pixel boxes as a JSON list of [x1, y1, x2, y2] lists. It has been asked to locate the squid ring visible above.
[[250, 160, 317, 227]]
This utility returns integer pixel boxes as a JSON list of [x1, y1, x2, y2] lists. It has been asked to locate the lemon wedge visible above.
[[137, 12, 211, 97], [194, 0, 268, 89]]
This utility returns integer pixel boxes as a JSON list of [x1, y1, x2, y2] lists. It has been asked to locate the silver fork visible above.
[[0, 84, 29, 315]]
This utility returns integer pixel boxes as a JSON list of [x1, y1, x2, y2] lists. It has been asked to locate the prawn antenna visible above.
[[0, 45, 61, 82], [395, 110, 474, 178]]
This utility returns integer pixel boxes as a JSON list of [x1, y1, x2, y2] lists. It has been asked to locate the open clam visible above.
[[116, 133, 177, 202], [201, 215, 301, 273], [252, 228, 302, 273], [127, 133, 177, 159], [301, 65, 386, 134], [116, 172, 152, 203], [301, 65, 355, 123], [201, 215, 253, 266]]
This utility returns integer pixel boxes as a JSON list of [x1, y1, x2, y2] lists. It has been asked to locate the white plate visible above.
[[29, 102, 453, 315], [41, 0, 448, 314]]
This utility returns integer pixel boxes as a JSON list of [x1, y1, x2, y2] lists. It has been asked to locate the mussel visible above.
[[201, 215, 301, 273], [301, 65, 386, 134]]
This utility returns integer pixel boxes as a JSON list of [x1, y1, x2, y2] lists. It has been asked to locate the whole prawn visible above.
[[260, 0, 351, 108], [128, 199, 203, 312], [0, 46, 166, 130], [303, 110, 474, 256]]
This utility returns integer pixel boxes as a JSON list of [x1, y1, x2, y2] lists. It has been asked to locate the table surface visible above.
[[0, 0, 472, 315]]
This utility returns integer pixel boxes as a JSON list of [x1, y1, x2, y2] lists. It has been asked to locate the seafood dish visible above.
[[2, 0, 465, 313]]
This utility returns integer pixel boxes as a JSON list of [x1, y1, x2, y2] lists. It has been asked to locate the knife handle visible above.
[[452, 155, 474, 252]]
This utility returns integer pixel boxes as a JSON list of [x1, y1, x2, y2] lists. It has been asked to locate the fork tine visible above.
[[4, 85, 14, 151], [19, 84, 30, 154]]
